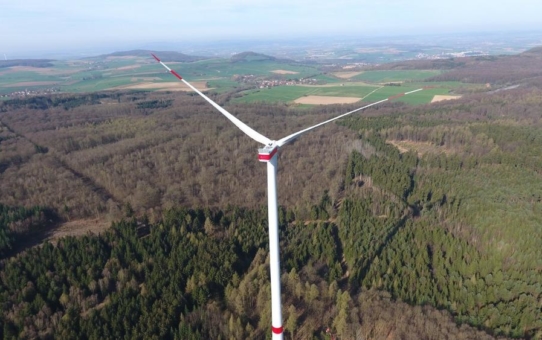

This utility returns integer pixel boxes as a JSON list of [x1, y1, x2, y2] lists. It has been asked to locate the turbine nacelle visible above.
[[258, 143, 279, 162]]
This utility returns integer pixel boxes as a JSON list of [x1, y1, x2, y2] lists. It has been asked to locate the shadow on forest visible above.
[[2, 214, 62, 259], [51, 156, 120, 205]]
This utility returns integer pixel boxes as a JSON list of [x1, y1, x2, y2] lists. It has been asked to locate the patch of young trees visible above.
[[0, 204, 50, 257], [0, 207, 505, 339]]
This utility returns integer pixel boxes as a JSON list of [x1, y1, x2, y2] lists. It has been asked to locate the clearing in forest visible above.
[[47, 219, 111, 243], [294, 95, 361, 105], [387, 140, 458, 156]]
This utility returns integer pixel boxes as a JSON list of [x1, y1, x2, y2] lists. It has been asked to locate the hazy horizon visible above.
[[2, 30, 542, 60], [2, 0, 542, 58]]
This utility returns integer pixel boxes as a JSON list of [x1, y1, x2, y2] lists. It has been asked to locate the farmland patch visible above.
[[112, 81, 210, 91], [2, 81, 59, 87], [294, 95, 361, 105], [431, 95, 462, 102], [117, 65, 142, 71], [271, 69, 299, 75], [333, 71, 362, 79]]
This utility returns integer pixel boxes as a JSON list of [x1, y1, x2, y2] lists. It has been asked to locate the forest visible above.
[[1, 47, 542, 339], [0, 60, 55, 69]]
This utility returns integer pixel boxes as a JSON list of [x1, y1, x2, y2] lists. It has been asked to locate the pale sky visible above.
[[2, 0, 541, 56]]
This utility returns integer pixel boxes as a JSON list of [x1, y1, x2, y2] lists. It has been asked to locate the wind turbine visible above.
[[152, 53, 423, 339]]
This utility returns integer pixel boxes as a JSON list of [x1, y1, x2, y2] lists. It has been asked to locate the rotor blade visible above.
[[276, 99, 385, 146], [151, 53, 272, 146], [276, 88, 423, 147]]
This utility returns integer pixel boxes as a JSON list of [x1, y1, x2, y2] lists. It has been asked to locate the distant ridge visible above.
[[520, 46, 542, 57], [230, 51, 292, 63], [365, 45, 542, 86], [0, 59, 55, 69], [94, 49, 207, 62]]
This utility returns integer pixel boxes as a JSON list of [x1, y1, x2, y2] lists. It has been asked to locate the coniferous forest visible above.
[[1, 48, 542, 339]]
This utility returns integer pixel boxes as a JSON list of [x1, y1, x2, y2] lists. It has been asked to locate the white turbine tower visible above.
[[152, 53, 423, 339]]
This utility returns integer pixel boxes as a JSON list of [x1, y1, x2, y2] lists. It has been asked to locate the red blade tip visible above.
[[151, 53, 160, 62], [170, 70, 183, 80]]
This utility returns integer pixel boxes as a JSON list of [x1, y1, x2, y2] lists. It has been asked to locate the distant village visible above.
[[415, 50, 488, 60], [233, 74, 319, 88], [1, 87, 61, 99]]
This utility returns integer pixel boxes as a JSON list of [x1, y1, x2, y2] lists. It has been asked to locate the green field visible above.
[[364, 86, 453, 104], [233, 83, 453, 105], [207, 78, 243, 93], [0, 56, 322, 95], [312, 74, 345, 83], [0, 71, 60, 95], [0, 55, 473, 105], [232, 85, 381, 103], [353, 70, 442, 83], [151, 59, 320, 80]]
